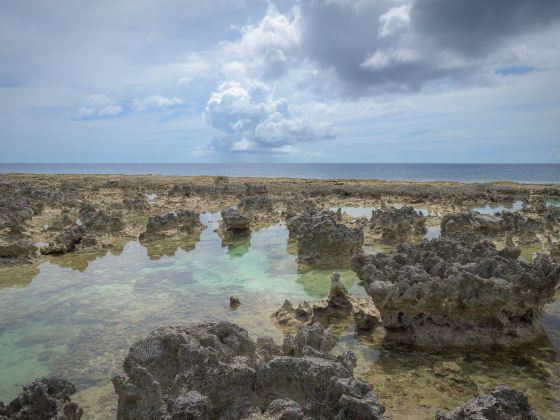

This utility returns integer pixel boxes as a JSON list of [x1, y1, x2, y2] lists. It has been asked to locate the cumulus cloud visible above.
[[219, 4, 300, 80], [132, 95, 184, 112], [78, 94, 123, 118], [205, 79, 335, 153]]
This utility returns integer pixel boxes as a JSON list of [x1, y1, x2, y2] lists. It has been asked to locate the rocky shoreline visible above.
[[1, 173, 559, 419]]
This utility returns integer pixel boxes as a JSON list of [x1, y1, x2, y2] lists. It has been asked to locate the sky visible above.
[[1, 0, 560, 163]]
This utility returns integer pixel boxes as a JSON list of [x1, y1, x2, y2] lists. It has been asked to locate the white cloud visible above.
[[205, 79, 335, 153], [78, 94, 123, 118], [378, 4, 411, 38], [361, 48, 417, 70], [219, 4, 300, 80], [132, 95, 184, 112]]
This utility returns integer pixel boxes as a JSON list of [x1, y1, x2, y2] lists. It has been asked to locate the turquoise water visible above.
[[0, 212, 559, 419], [0, 215, 363, 410]]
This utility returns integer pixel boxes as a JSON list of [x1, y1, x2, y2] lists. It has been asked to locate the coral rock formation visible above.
[[352, 237, 560, 347], [273, 273, 380, 333], [435, 386, 538, 420], [112, 321, 386, 419], [370, 206, 427, 241], [139, 210, 201, 241], [0, 377, 83, 420], [287, 208, 364, 268], [221, 207, 251, 233]]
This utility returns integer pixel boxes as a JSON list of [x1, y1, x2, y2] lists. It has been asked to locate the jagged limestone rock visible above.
[[352, 237, 560, 348], [112, 321, 386, 419]]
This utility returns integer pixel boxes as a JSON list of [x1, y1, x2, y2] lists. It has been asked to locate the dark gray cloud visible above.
[[293, 0, 560, 96], [412, 0, 560, 57]]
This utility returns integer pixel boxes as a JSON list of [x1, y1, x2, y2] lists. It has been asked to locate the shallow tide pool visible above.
[[0, 213, 559, 419]]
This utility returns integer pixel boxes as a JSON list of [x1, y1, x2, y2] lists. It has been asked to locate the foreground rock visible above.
[[287, 208, 364, 268], [370, 206, 427, 241], [352, 237, 560, 348], [436, 386, 538, 420], [274, 273, 380, 333], [0, 377, 83, 419], [112, 320, 386, 419], [139, 210, 202, 241]]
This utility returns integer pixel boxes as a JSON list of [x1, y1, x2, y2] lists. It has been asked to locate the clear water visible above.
[[473, 200, 524, 214], [1, 163, 560, 183], [330, 204, 432, 219], [0, 214, 559, 419]]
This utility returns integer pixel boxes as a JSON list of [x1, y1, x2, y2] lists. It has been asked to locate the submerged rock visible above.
[[0, 377, 83, 419], [352, 237, 560, 348], [273, 273, 380, 333], [435, 386, 538, 420], [370, 206, 427, 241], [112, 320, 386, 419], [287, 208, 364, 268], [230, 295, 241, 308], [139, 210, 202, 241]]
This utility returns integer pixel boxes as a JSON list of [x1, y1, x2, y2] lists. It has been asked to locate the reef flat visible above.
[[0, 173, 559, 419]]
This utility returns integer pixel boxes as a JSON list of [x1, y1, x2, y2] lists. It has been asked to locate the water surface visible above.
[[0, 214, 558, 419], [2, 163, 559, 183]]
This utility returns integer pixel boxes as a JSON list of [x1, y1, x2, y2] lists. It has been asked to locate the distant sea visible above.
[[1, 163, 559, 184]]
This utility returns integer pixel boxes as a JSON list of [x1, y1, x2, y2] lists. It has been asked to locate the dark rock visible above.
[[435, 386, 538, 420], [230, 295, 241, 308], [0, 238, 36, 258], [221, 207, 251, 233], [287, 208, 364, 268], [169, 184, 192, 197], [0, 377, 83, 419], [140, 210, 202, 241], [43, 226, 84, 255], [112, 321, 385, 419], [239, 195, 274, 214], [78, 203, 124, 234], [370, 206, 427, 241]]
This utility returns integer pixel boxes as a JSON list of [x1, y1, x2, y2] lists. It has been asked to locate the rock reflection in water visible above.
[[221, 232, 251, 258]]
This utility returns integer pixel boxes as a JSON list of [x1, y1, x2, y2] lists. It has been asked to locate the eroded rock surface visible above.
[[78, 203, 124, 234], [43, 226, 85, 255], [139, 210, 202, 241], [0, 377, 83, 420], [273, 273, 380, 333], [370, 206, 427, 241], [435, 386, 538, 420], [221, 207, 251, 233], [112, 320, 386, 419], [441, 210, 545, 245], [352, 238, 560, 347], [287, 208, 364, 268]]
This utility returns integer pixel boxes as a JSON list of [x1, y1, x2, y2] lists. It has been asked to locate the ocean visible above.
[[0, 163, 559, 183]]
